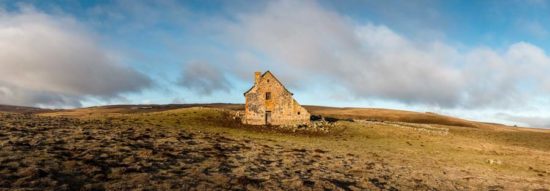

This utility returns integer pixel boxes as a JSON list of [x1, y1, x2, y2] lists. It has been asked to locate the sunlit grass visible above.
[[39, 106, 550, 186]]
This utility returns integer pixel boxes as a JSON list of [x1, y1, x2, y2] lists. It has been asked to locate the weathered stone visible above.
[[242, 71, 310, 126]]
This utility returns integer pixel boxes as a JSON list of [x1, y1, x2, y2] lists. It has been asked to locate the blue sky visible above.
[[1, 0, 550, 128]]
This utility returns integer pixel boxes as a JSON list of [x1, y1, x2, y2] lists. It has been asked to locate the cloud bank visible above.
[[227, 0, 550, 109], [177, 61, 231, 95], [0, 7, 151, 107], [499, 113, 550, 129]]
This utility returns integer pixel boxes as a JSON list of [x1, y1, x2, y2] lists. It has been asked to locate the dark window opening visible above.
[[266, 92, 271, 100], [298, 112, 301, 115], [267, 79, 270, 82]]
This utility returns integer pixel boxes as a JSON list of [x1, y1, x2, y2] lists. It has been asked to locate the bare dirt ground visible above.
[[1, 105, 549, 190]]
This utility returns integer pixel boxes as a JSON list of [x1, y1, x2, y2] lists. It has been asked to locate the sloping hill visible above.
[[40, 104, 243, 118], [2, 104, 549, 190], [0, 104, 49, 113], [39, 104, 489, 128], [304, 106, 481, 128]]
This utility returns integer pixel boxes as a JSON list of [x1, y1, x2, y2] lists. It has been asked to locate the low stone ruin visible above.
[[233, 111, 342, 134]]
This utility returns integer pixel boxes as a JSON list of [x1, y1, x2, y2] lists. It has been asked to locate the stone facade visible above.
[[243, 71, 310, 126]]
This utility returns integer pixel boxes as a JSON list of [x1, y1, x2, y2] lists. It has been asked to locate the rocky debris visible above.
[[277, 121, 333, 134], [277, 116, 350, 134], [225, 110, 335, 135]]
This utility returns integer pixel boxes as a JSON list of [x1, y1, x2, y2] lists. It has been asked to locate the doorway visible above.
[[265, 111, 272, 125]]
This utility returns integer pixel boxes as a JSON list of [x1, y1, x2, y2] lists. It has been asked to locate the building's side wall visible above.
[[244, 90, 264, 125], [243, 73, 310, 126]]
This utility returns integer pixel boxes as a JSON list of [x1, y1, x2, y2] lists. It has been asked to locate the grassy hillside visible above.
[[0, 104, 50, 113], [305, 106, 492, 128], [1, 104, 548, 190], [33, 105, 550, 190], [36, 104, 495, 128]]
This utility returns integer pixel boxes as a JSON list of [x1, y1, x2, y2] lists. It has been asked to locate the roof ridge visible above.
[[243, 71, 294, 96]]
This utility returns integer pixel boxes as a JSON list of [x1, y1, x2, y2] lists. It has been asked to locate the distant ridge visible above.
[[0, 103, 528, 129], [0, 104, 49, 113]]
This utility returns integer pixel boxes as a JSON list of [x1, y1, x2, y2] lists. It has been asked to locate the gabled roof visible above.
[[243, 71, 294, 96]]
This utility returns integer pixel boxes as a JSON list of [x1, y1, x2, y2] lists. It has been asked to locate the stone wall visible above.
[[243, 72, 310, 126]]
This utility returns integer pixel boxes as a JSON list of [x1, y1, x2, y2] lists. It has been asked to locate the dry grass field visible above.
[[1, 104, 549, 190]]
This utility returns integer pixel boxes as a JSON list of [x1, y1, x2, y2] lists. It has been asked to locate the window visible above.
[[266, 92, 271, 100], [298, 112, 301, 115]]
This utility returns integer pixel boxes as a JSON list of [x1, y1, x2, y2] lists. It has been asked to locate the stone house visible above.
[[242, 71, 310, 126]]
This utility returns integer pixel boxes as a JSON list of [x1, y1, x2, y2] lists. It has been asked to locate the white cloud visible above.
[[228, 0, 462, 105], [177, 61, 231, 95], [171, 97, 185, 104], [227, 0, 550, 110], [0, 7, 151, 107], [498, 113, 550, 128]]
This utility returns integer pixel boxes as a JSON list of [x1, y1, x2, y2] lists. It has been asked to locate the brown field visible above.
[[1, 104, 549, 190], [305, 106, 484, 128]]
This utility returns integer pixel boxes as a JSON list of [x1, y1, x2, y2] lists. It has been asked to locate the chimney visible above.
[[254, 71, 261, 84]]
